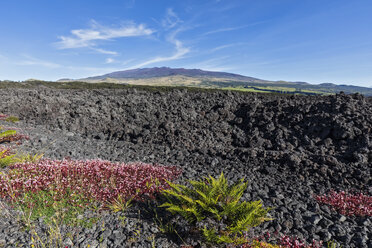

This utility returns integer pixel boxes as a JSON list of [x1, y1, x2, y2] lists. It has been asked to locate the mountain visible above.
[[59, 67, 372, 96], [83, 67, 263, 82]]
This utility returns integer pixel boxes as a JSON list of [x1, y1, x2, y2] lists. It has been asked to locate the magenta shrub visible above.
[[315, 190, 372, 216], [240, 232, 323, 248], [0, 159, 182, 206], [278, 235, 323, 248], [0, 133, 29, 143]]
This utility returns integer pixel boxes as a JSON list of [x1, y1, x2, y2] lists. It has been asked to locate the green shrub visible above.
[[159, 172, 272, 245]]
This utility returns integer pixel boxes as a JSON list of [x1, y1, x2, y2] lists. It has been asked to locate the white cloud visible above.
[[56, 20, 154, 50], [162, 8, 182, 29]]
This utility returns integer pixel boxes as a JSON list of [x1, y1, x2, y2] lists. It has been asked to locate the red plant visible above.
[[0, 159, 182, 207], [0, 133, 29, 144], [0, 114, 8, 120], [278, 235, 322, 248], [315, 190, 372, 216], [240, 232, 323, 248]]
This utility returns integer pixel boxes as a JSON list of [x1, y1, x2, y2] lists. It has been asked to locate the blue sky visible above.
[[0, 0, 371, 87]]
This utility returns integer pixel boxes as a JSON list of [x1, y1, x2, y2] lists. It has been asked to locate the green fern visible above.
[[159, 172, 272, 245]]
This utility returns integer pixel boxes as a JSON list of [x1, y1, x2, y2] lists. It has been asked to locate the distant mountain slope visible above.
[[58, 67, 372, 96], [83, 67, 264, 82]]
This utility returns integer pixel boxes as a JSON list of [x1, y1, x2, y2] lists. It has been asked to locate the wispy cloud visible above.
[[121, 59, 135, 66], [210, 42, 248, 52], [203, 21, 265, 36], [162, 8, 182, 29], [56, 20, 154, 52], [132, 29, 189, 68], [16, 55, 61, 68], [203, 25, 247, 36], [92, 48, 118, 55], [131, 9, 189, 68], [190, 56, 232, 71]]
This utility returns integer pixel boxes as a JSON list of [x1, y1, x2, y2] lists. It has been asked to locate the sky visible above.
[[0, 0, 371, 87]]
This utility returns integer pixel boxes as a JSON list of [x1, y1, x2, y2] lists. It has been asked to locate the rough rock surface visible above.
[[0, 87, 371, 248]]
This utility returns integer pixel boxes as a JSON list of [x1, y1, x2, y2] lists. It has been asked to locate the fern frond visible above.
[[220, 200, 240, 219], [179, 194, 195, 205], [184, 207, 204, 222], [164, 180, 187, 194], [226, 179, 247, 203], [202, 227, 235, 244], [160, 203, 185, 214], [228, 200, 271, 234], [194, 188, 208, 202], [188, 179, 208, 192], [202, 227, 220, 243], [207, 206, 222, 220], [195, 199, 208, 210]]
